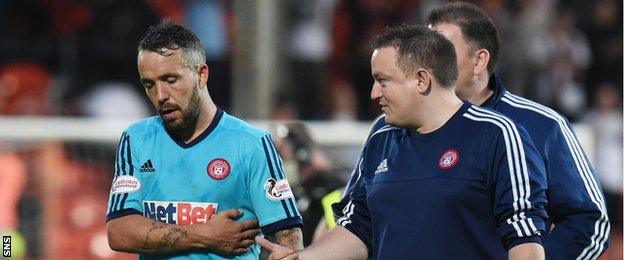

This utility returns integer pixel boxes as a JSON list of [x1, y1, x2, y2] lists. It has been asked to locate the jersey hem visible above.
[[106, 208, 142, 222], [260, 217, 303, 236]]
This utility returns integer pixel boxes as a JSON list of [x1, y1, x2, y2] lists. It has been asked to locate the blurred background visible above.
[[0, 0, 620, 259]]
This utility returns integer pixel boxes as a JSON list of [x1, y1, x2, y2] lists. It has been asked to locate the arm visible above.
[[257, 226, 368, 260], [541, 120, 609, 259], [107, 209, 260, 255], [247, 134, 304, 258], [489, 123, 548, 255], [332, 116, 387, 220], [312, 217, 329, 242], [269, 227, 303, 251], [299, 226, 367, 259], [259, 227, 304, 259], [509, 243, 545, 260]]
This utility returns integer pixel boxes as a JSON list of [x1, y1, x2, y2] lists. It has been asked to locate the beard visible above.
[[161, 85, 201, 133]]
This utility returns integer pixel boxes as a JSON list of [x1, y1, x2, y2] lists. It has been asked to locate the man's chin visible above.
[[384, 117, 404, 128], [162, 118, 184, 131]]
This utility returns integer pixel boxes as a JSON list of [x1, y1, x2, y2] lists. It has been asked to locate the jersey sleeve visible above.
[[106, 131, 144, 221], [246, 134, 302, 236], [490, 123, 549, 251], [332, 116, 387, 221], [336, 157, 372, 254], [542, 119, 610, 259]]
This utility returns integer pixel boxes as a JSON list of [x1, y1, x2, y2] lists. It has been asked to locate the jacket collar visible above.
[[480, 73, 507, 109]]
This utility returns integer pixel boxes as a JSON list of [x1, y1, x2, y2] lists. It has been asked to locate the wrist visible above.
[[184, 224, 211, 250]]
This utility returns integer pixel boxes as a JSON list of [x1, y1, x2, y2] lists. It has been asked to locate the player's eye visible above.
[[143, 82, 154, 89], [166, 77, 177, 84]]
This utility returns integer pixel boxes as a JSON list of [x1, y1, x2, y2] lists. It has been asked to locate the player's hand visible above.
[[255, 236, 299, 260], [197, 209, 260, 255]]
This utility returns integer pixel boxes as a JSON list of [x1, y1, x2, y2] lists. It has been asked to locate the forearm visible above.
[[272, 227, 304, 251], [106, 214, 203, 254], [261, 227, 304, 259], [298, 226, 368, 260], [508, 242, 544, 260]]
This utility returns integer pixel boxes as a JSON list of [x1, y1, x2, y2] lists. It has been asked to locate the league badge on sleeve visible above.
[[264, 178, 294, 200], [111, 175, 141, 194], [207, 158, 231, 180], [439, 148, 460, 170]]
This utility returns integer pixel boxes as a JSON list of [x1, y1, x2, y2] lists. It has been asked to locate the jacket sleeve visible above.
[[490, 123, 549, 251], [542, 119, 610, 260]]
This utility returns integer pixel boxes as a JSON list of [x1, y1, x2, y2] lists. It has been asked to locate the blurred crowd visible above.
[[0, 0, 621, 259], [0, 0, 620, 121]]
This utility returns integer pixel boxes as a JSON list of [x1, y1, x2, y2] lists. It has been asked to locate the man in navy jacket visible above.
[[425, 3, 609, 259]]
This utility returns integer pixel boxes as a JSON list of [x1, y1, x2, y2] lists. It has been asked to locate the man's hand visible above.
[[256, 236, 299, 260], [196, 209, 261, 255], [107, 209, 260, 255]]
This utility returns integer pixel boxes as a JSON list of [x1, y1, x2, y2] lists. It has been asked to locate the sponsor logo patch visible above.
[[143, 201, 218, 225], [264, 178, 294, 201], [111, 175, 141, 194], [207, 158, 231, 180], [439, 149, 460, 170]]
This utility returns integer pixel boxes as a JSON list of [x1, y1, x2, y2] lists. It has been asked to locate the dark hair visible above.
[[427, 2, 500, 74], [372, 24, 458, 88], [138, 21, 206, 69]]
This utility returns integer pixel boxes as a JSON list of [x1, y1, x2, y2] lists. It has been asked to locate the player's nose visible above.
[[371, 82, 382, 101], [155, 83, 170, 103]]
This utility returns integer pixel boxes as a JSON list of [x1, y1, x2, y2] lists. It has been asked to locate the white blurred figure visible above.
[[527, 5, 591, 119], [286, 0, 337, 119], [582, 82, 622, 260], [78, 81, 150, 118], [583, 82, 623, 198]]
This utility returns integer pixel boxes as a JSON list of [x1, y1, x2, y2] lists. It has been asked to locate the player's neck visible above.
[[414, 91, 463, 134], [464, 75, 493, 106], [180, 97, 217, 144]]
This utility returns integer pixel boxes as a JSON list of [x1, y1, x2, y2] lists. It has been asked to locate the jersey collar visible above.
[[480, 73, 508, 109], [166, 108, 224, 149]]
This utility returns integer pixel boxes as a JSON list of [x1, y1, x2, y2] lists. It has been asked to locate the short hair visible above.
[[138, 21, 206, 70], [372, 24, 458, 88], [427, 2, 500, 74]]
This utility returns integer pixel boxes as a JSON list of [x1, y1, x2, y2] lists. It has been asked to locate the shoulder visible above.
[[123, 115, 163, 139], [364, 121, 401, 148], [217, 112, 270, 142], [369, 114, 388, 134], [498, 91, 568, 132], [461, 105, 526, 137]]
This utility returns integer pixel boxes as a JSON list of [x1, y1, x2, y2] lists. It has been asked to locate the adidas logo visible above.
[[140, 159, 155, 173], [374, 159, 388, 174]]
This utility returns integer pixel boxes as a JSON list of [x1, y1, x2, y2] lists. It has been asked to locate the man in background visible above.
[[426, 3, 609, 259]]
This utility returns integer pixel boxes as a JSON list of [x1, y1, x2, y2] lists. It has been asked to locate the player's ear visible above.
[[473, 49, 490, 75], [415, 69, 432, 95], [198, 64, 209, 88]]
